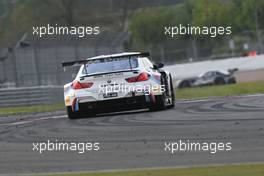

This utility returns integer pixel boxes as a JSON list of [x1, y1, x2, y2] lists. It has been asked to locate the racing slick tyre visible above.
[[149, 76, 167, 111], [214, 77, 225, 85], [178, 80, 191, 89], [66, 106, 83, 119], [66, 106, 94, 119], [168, 74, 175, 108], [149, 94, 167, 111], [227, 77, 236, 84]]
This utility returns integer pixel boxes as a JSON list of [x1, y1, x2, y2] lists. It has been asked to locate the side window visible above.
[[203, 72, 211, 78], [215, 72, 222, 76]]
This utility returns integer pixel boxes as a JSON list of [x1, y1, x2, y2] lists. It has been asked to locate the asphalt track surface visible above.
[[0, 95, 264, 175]]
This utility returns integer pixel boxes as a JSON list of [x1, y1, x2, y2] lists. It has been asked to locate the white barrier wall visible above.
[[165, 55, 264, 79]]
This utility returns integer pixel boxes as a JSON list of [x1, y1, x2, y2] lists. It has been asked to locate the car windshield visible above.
[[82, 57, 138, 75]]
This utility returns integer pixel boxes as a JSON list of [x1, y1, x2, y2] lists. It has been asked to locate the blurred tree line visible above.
[[130, 0, 264, 62], [0, 0, 263, 62], [0, 0, 180, 46], [0, 0, 133, 46]]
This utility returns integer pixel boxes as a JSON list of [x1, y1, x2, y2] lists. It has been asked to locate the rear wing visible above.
[[228, 68, 239, 74], [62, 52, 150, 68], [62, 59, 87, 67]]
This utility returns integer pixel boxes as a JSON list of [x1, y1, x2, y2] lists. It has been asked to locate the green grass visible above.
[[0, 103, 64, 116], [176, 81, 264, 100], [38, 164, 264, 176]]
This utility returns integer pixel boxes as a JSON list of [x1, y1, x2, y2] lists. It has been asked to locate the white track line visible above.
[[0, 115, 66, 127], [177, 93, 264, 104]]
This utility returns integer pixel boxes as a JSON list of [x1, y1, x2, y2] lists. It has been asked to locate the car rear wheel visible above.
[[168, 74, 175, 108], [214, 77, 225, 85], [149, 94, 166, 111], [66, 106, 83, 119], [66, 106, 95, 119], [149, 76, 168, 111], [179, 80, 191, 89], [228, 77, 236, 84]]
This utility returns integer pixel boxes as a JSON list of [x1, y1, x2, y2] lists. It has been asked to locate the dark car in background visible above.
[[177, 69, 238, 89]]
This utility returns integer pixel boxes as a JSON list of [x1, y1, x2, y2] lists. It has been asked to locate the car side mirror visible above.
[[153, 63, 164, 69]]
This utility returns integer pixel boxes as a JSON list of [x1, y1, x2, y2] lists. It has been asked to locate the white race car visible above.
[[62, 52, 175, 119]]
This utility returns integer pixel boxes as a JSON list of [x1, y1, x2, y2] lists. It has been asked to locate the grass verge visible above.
[[0, 103, 64, 116], [176, 81, 264, 100], [39, 164, 264, 176]]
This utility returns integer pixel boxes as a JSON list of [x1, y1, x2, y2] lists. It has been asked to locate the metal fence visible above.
[[0, 30, 263, 88], [0, 86, 63, 107], [0, 31, 127, 88]]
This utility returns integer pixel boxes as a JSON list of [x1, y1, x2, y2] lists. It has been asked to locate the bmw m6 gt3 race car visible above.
[[62, 52, 175, 119]]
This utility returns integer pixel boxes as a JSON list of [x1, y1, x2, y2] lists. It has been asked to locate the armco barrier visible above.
[[0, 86, 63, 108]]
